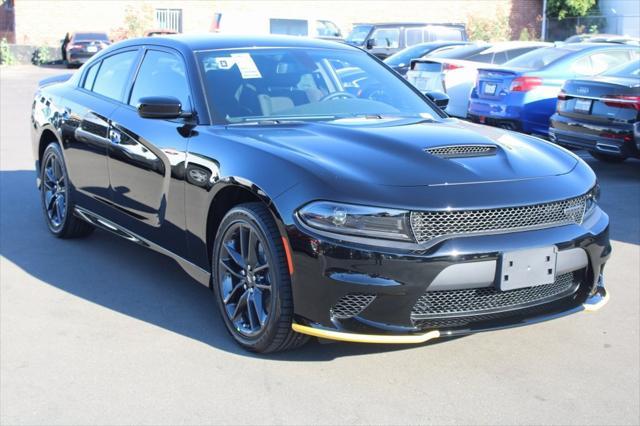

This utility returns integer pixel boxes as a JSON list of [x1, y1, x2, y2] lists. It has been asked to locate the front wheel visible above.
[[589, 151, 627, 163], [212, 202, 308, 353]]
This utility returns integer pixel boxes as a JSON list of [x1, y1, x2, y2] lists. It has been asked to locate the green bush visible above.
[[32, 46, 52, 65], [467, 9, 511, 42], [547, 0, 597, 19], [0, 38, 16, 65]]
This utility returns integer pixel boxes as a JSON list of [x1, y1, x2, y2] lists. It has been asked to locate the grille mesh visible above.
[[425, 145, 496, 158], [410, 195, 587, 244], [331, 294, 376, 319], [411, 271, 577, 318]]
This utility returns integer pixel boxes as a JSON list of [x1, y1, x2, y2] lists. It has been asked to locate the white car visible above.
[[407, 42, 551, 117]]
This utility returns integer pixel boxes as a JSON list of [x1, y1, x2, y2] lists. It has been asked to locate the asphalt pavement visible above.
[[1, 65, 639, 425]]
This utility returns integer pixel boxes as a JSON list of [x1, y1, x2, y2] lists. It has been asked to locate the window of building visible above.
[[91, 50, 137, 101], [156, 8, 182, 33]]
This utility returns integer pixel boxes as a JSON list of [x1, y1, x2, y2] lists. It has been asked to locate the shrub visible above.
[[0, 37, 16, 65], [32, 46, 52, 65], [467, 9, 511, 42]]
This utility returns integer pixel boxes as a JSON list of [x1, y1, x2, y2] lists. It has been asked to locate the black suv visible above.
[[346, 22, 467, 59]]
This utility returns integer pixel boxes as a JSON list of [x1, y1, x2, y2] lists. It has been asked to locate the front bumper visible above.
[[287, 207, 611, 343]]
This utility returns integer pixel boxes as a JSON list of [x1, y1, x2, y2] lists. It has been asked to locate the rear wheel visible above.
[[212, 202, 308, 353], [589, 151, 627, 163], [40, 142, 94, 238]]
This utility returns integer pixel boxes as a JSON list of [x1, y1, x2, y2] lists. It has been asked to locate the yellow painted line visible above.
[[292, 323, 440, 344], [583, 290, 610, 312]]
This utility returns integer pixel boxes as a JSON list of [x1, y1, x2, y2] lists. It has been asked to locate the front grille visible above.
[[410, 195, 587, 244], [411, 271, 578, 321], [330, 294, 376, 319], [425, 144, 496, 158]]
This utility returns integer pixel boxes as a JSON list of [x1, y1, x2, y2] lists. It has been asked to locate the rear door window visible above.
[[129, 49, 190, 109], [91, 50, 138, 101], [589, 50, 632, 74], [82, 62, 100, 90], [405, 28, 424, 46]]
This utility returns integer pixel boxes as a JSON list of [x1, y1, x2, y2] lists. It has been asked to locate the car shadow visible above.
[[0, 169, 449, 361]]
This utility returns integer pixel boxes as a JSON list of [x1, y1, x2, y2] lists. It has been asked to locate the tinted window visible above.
[[270, 19, 308, 36], [74, 32, 109, 42], [83, 62, 100, 90], [504, 47, 573, 69], [431, 44, 487, 60], [129, 50, 190, 108], [92, 50, 137, 101], [603, 59, 640, 78], [466, 51, 495, 63], [589, 50, 631, 74], [405, 28, 424, 47], [371, 28, 400, 48], [428, 26, 463, 42], [492, 51, 508, 63], [505, 47, 538, 61]]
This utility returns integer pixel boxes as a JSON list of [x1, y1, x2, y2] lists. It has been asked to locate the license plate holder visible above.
[[574, 98, 592, 113], [500, 246, 557, 291], [484, 83, 497, 95]]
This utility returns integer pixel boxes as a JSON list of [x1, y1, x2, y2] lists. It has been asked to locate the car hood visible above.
[[223, 118, 578, 187]]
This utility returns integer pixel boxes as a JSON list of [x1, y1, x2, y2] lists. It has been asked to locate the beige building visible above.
[[1, 0, 542, 46]]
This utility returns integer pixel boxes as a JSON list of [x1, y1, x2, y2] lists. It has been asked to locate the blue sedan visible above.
[[468, 43, 639, 136]]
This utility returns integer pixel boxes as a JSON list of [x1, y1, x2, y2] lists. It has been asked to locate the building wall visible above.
[[13, 0, 541, 46]]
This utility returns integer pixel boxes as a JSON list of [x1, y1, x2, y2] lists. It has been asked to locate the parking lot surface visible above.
[[1, 66, 639, 425]]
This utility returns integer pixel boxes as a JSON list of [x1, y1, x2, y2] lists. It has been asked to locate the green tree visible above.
[[547, 0, 597, 19]]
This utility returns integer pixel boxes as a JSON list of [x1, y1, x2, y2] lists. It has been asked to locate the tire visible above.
[[40, 142, 94, 238], [589, 151, 627, 163], [212, 202, 308, 353]]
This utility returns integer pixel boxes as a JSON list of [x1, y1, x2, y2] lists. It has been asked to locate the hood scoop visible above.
[[425, 144, 497, 159]]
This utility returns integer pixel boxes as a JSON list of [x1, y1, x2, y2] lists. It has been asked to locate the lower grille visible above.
[[331, 294, 376, 319], [411, 272, 579, 322]]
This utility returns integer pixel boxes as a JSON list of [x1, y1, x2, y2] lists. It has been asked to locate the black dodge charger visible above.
[[31, 35, 611, 353]]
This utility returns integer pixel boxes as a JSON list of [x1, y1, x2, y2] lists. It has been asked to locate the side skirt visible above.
[[74, 206, 211, 287]]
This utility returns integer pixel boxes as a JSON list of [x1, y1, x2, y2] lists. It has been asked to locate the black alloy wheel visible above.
[[212, 202, 308, 353], [40, 142, 94, 238]]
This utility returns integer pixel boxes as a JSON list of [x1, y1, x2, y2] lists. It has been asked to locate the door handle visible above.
[[109, 129, 121, 144]]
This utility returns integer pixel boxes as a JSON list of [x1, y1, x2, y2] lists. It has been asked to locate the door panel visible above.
[[107, 107, 189, 258], [61, 91, 117, 206]]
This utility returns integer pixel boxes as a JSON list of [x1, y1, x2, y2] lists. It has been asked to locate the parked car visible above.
[[468, 43, 639, 135], [383, 41, 470, 76], [61, 31, 110, 68], [565, 34, 639, 45], [144, 28, 178, 37], [214, 13, 342, 40], [549, 59, 640, 162], [32, 35, 610, 353], [407, 42, 551, 117], [346, 22, 467, 59]]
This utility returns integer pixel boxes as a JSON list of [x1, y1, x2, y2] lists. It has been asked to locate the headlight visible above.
[[585, 183, 600, 217], [298, 201, 413, 241]]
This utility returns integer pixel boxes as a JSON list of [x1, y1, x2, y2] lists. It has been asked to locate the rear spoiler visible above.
[[38, 73, 73, 88]]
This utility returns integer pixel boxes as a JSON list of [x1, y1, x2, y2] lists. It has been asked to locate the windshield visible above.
[[385, 44, 433, 67], [197, 48, 438, 123], [74, 32, 109, 42], [503, 47, 573, 69], [317, 20, 342, 38], [346, 25, 372, 45], [604, 59, 640, 77]]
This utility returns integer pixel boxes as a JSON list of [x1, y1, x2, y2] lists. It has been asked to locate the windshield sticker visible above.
[[231, 53, 262, 79]]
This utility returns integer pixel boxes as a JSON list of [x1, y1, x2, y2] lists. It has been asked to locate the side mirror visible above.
[[137, 96, 185, 119], [365, 38, 376, 49], [424, 91, 449, 109]]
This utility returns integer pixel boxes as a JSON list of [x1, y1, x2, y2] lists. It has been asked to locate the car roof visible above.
[[352, 22, 464, 27], [557, 42, 636, 51], [113, 34, 357, 53], [480, 41, 552, 53]]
